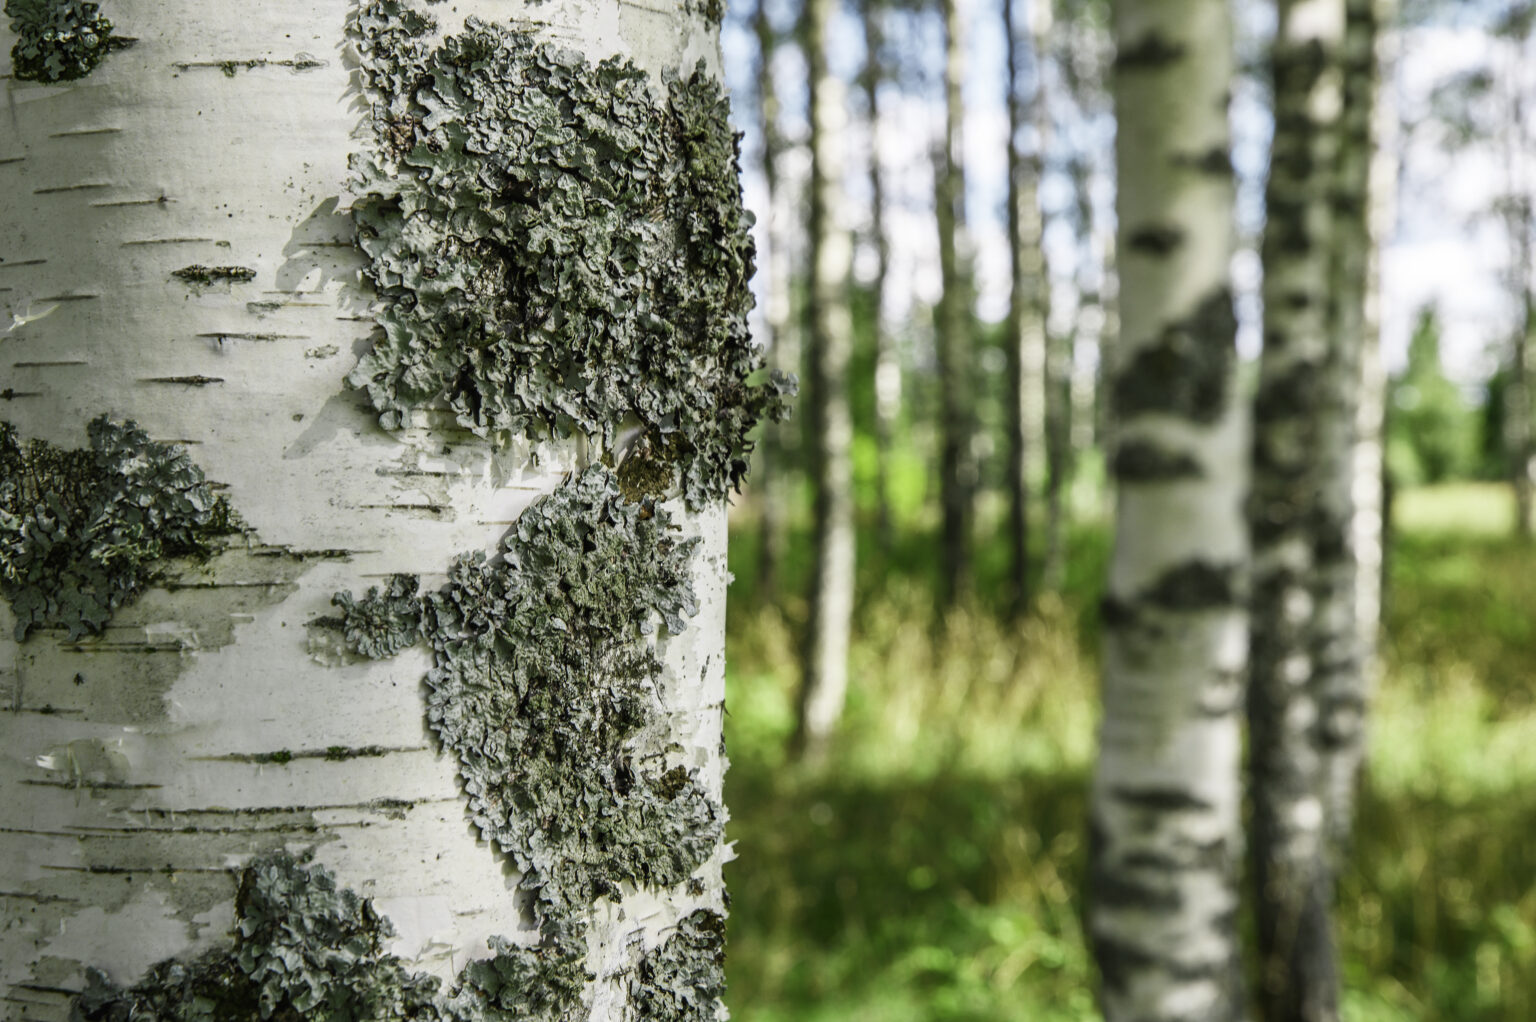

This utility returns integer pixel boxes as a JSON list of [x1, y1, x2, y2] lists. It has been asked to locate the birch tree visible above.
[[1089, 1, 1248, 1018], [936, 0, 974, 607], [0, 3, 783, 1020], [792, 0, 855, 759], [1248, 1, 1348, 1017]]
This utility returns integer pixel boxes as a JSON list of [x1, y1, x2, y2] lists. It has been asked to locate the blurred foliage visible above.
[[1387, 306, 1482, 486], [721, 483, 1536, 1021]]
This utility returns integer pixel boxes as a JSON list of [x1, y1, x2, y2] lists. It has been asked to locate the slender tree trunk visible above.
[[754, 0, 795, 595], [1503, 14, 1535, 539], [792, 0, 856, 760], [862, 3, 897, 563], [1249, 1, 1347, 1019], [1004, 0, 1050, 614], [1319, 0, 1393, 864], [1089, 2, 1248, 1019], [937, 0, 974, 608], [0, 4, 758, 1019]]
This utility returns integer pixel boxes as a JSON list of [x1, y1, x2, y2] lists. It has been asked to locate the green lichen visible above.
[[333, 465, 721, 921], [333, 573, 422, 658], [72, 853, 586, 1022], [5, 0, 127, 82], [0, 416, 236, 640], [348, 6, 791, 507], [633, 910, 727, 1022]]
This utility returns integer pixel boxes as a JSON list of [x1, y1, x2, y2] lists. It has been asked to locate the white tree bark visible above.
[[1090, 2, 1248, 1019], [1, 3, 743, 1019]]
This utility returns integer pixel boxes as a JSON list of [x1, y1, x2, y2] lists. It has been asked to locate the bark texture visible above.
[[793, 0, 855, 760], [1003, 0, 1050, 614], [936, 0, 973, 608], [1249, 2, 1347, 1019], [1090, 2, 1248, 1019], [0, 4, 759, 1020]]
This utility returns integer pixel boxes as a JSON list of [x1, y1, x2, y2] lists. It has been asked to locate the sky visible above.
[[722, 0, 1530, 391]]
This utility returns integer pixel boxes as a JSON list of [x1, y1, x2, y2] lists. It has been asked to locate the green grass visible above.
[[720, 484, 1536, 1021]]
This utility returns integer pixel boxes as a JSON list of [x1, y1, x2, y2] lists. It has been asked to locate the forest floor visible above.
[[720, 482, 1536, 1021]]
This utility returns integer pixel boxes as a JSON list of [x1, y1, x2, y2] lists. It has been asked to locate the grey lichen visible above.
[[72, 852, 586, 1022], [333, 573, 422, 658], [334, 465, 722, 921], [0, 416, 235, 640], [348, 6, 791, 507], [5, 0, 128, 83], [632, 910, 727, 1022]]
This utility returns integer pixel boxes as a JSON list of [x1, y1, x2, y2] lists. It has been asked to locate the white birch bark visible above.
[[0, 4, 734, 1019], [1248, 2, 1347, 1018], [1090, 2, 1247, 1019], [792, 0, 854, 759]]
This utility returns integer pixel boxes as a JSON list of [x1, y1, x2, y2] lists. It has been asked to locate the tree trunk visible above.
[[0, 4, 771, 1019], [792, 0, 855, 761], [753, 0, 796, 596], [937, 0, 973, 609], [1503, 11, 1535, 539], [863, 1, 896, 563], [1248, 1, 1347, 1018], [1003, 0, 1050, 614], [1089, 2, 1248, 1019]]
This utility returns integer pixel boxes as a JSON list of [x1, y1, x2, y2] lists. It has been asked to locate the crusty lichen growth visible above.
[[333, 573, 422, 658], [5, 0, 127, 82], [348, 5, 791, 507], [72, 853, 587, 1022], [632, 910, 728, 1022], [334, 465, 722, 923], [0, 416, 235, 640]]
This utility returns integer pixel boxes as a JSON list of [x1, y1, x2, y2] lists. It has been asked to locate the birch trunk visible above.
[[1089, 1, 1247, 1018], [1003, 0, 1049, 614], [862, 2, 896, 562], [0, 4, 749, 1020], [753, 0, 794, 595], [1249, 1, 1346, 1018], [936, 0, 973, 608], [792, 0, 855, 760]]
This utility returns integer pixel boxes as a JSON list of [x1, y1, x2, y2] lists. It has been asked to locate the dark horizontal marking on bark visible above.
[[37, 293, 100, 302], [22, 779, 162, 790], [65, 821, 368, 836], [41, 864, 228, 874], [1115, 32, 1186, 70], [1127, 225, 1185, 255], [92, 196, 173, 208], [1142, 560, 1242, 612], [1108, 786, 1215, 812], [357, 503, 447, 515], [49, 127, 122, 138], [1112, 440, 1203, 482], [173, 265, 257, 285], [15, 984, 80, 997], [14, 704, 84, 716], [0, 389, 42, 399], [59, 641, 190, 652], [196, 745, 425, 764], [0, 259, 47, 270], [12, 360, 87, 367], [248, 546, 358, 560], [0, 889, 77, 903], [139, 375, 225, 386], [33, 182, 111, 194], [1175, 147, 1235, 176], [122, 237, 215, 246], [1113, 288, 1237, 423], [380, 468, 457, 478], [197, 332, 306, 342], [0, 156, 24, 166], [336, 314, 374, 321], [304, 240, 355, 248], [1093, 873, 1184, 912], [1091, 930, 1235, 991], [131, 796, 447, 818], [160, 580, 291, 591], [172, 56, 327, 74]]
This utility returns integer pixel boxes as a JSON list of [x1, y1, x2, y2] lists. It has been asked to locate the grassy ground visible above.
[[719, 482, 1536, 1021]]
